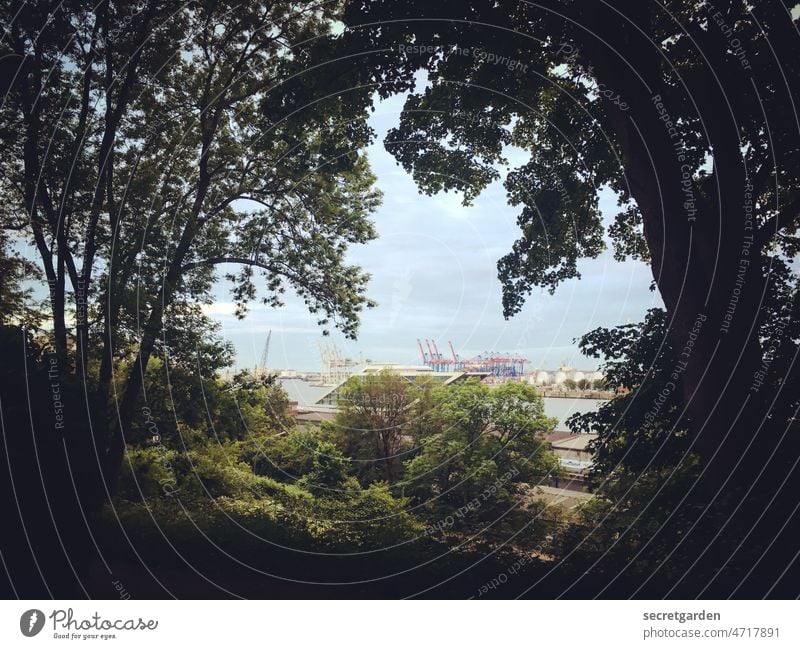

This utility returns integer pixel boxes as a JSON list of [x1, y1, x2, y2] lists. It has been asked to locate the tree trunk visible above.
[[102, 212, 203, 490], [584, 4, 766, 491]]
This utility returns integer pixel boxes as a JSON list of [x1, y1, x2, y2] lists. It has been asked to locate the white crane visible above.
[[254, 330, 271, 378]]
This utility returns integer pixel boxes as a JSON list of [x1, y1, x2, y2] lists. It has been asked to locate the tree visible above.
[[568, 309, 692, 481], [1, 1, 382, 503], [338, 0, 800, 490], [334, 370, 418, 483], [404, 380, 558, 538], [561, 298, 800, 596], [297, 440, 353, 496]]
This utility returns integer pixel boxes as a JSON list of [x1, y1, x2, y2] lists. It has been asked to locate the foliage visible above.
[[556, 460, 703, 593], [556, 302, 799, 594], [340, 0, 799, 309], [112, 371, 566, 561], [115, 434, 422, 553], [333, 370, 424, 483], [567, 309, 692, 482], [404, 380, 559, 536], [337, 0, 800, 489], [1, 0, 383, 491], [240, 426, 357, 495], [122, 361, 291, 447]]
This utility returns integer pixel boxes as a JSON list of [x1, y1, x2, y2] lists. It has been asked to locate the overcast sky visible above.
[[209, 91, 663, 372]]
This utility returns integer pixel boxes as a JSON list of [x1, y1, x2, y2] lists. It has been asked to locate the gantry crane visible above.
[[254, 329, 271, 378]]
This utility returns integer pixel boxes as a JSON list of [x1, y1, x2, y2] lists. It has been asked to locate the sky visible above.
[[208, 91, 663, 373]]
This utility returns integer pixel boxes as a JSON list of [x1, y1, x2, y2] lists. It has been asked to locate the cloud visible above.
[[201, 302, 238, 316]]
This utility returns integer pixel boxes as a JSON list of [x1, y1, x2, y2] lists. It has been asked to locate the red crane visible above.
[[417, 339, 428, 364], [431, 340, 452, 366], [448, 340, 459, 365], [425, 339, 436, 363]]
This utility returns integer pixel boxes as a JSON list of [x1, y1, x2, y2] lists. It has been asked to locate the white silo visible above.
[[536, 370, 551, 386], [554, 370, 567, 385], [571, 370, 585, 383]]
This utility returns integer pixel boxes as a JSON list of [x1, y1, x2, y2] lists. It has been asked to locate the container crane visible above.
[[254, 330, 271, 377]]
